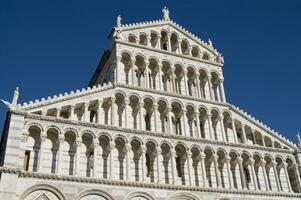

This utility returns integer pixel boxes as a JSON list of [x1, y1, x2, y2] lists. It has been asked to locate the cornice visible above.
[[116, 40, 223, 68], [1, 167, 300, 198], [22, 112, 294, 154]]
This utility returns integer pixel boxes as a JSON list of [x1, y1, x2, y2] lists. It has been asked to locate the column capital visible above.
[[58, 135, 65, 144], [70, 105, 75, 110], [237, 156, 243, 163], [126, 143, 132, 152], [110, 141, 116, 149], [97, 99, 103, 106], [261, 160, 267, 167], [213, 153, 219, 162], [93, 139, 99, 147], [170, 148, 177, 156], [250, 159, 255, 165], [157, 146, 162, 154], [111, 96, 116, 101], [76, 138, 82, 147], [200, 152, 206, 160], [141, 145, 147, 153], [84, 102, 90, 107], [40, 132, 47, 142], [226, 156, 232, 163]]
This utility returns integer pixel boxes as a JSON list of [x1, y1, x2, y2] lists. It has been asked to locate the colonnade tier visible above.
[[125, 29, 220, 63], [23, 124, 301, 193], [33, 92, 289, 150], [112, 51, 226, 102]]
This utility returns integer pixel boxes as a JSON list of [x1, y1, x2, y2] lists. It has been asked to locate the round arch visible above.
[[74, 189, 115, 200], [125, 191, 155, 200], [26, 122, 44, 132], [167, 192, 201, 200], [20, 184, 66, 200]]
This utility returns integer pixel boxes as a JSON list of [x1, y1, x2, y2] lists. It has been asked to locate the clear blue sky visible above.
[[1, 0, 301, 144]]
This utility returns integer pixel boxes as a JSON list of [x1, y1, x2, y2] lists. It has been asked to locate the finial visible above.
[[297, 132, 301, 150], [208, 38, 213, 48], [12, 86, 19, 105], [116, 15, 122, 28], [162, 6, 170, 21]]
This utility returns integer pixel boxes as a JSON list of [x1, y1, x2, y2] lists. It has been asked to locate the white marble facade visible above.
[[1, 7, 301, 200]]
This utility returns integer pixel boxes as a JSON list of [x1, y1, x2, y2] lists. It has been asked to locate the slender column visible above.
[[219, 79, 226, 102], [261, 160, 270, 191], [187, 151, 193, 186], [84, 102, 89, 122], [158, 64, 163, 91], [195, 112, 201, 138], [207, 114, 214, 140], [69, 105, 76, 120], [171, 67, 176, 93], [139, 102, 145, 130], [93, 139, 99, 178], [153, 102, 158, 132], [124, 98, 130, 128], [126, 143, 132, 181], [182, 109, 188, 137], [220, 115, 226, 141], [56, 135, 65, 174], [200, 152, 207, 187], [157, 147, 163, 183], [75, 138, 82, 176], [111, 97, 116, 126], [131, 59, 136, 85], [116, 56, 121, 83], [178, 39, 182, 54], [170, 148, 178, 184], [251, 129, 256, 145], [168, 106, 173, 134], [262, 136, 266, 147], [167, 32, 171, 51], [56, 108, 61, 118], [37, 132, 47, 173], [196, 72, 201, 98], [232, 119, 238, 143], [141, 145, 147, 182], [207, 75, 214, 100], [145, 63, 150, 88], [97, 99, 103, 124], [158, 36, 162, 49], [284, 163, 292, 192], [183, 69, 189, 96], [226, 156, 233, 189], [213, 153, 221, 188], [238, 156, 247, 189], [250, 159, 258, 191], [294, 164, 301, 191], [241, 124, 247, 144], [272, 161, 281, 192], [147, 36, 151, 47], [109, 141, 116, 180]]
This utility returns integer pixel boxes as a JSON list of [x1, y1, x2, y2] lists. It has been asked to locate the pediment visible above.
[[114, 20, 220, 60]]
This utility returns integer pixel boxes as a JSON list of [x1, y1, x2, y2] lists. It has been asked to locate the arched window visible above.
[[202, 52, 210, 60], [191, 46, 199, 57], [139, 34, 148, 46], [128, 35, 137, 43]]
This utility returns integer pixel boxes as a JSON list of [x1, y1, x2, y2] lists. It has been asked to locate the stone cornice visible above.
[[22, 111, 293, 154], [116, 40, 223, 68], [1, 167, 300, 198]]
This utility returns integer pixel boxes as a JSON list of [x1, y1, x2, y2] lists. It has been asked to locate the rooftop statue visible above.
[[162, 6, 170, 21]]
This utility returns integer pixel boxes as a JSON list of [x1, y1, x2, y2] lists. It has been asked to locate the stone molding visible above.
[[1, 167, 300, 198]]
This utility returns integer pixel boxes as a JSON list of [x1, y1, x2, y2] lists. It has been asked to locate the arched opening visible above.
[[145, 141, 157, 183], [174, 64, 184, 94], [191, 46, 199, 58], [114, 137, 126, 180], [161, 61, 172, 92], [161, 143, 172, 184], [210, 72, 221, 102], [121, 52, 132, 84], [229, 152, 241, 189], [170, 33, 179, 53], [186, 105, 197, 138], [148, 58, 159, 90], [150, 32, 159, 48], [253, 154, 265, 190], [128, 95, 140, 129], [80, 133, 94, 177], [211, 110, 221, 141], [158, 100, 168, 133], [130, 139, 143, 181], [143, 98, 154, 131], [187, 67, 197, 97], [181, 40, 190, 55], [217, 150, 228, 188], [202, 52, 210, 60], [139, 33, 148, 46], [25, 125, 42, 172], [171, 102, 183, 136], [63, 131, 76, 175], [241, 153, 253, 190], [222, 112, 232, 142], [264, 156, 277, 191], [286, 158, 301, 193], [128, 35, 137, 43], [45, 128, 59, 174], [99, 135, 110, 179], [191, 147, 202, 186], [114, 93, 126, 127], [204, 149, 215, 187], [198, 108, 209, 139], [160, 31, 168, 51], [198, 69, 208, 99], [134, 55, 146, 87], [175, 144, 188, 185]]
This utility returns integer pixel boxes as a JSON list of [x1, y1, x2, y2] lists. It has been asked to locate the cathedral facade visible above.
[[1, 7, 301, 200]]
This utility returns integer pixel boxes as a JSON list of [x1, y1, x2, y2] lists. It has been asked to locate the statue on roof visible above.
[[208, 38, 213, 48], [297, 132, 301, 150], [12, 86, 19, 105], [162, 6, 170, 21], [116, 15, 122, 28], [0, 86, 23, 111]]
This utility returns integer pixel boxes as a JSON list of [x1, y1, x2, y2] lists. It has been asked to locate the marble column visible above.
[[284, 163, 292, 192], [200, 152, 207, 187], [111, 97, 116, 126], [171, 67, 176, 93], [219, 79, 226, 102], [220, 115, 226, 141], [158, 64, 163, 91], [93, 139, 100, 178], [37, 131, 47, 173], [145, 63, 150, 89], [109, 141, 116, 180], [75, 138, 82, 176], [261, 160, 270, 191], [183, 69, 189, 96], [69, 105, 76, 120], [168, 106, 173, 135], [126, 143, 132, 181], [84, 102, 89, 122], [157, 146, 163, 183], [250, 159, 258, 191], [207, 75, 214, 101], [124, 98, 130, 128], [56, 135, 65, 174], [213, 153, 221, 188], [139, 102, 145, 130], [97, 100, 103, 124], [196, 72, 201, 98], [182, 109, 188, 137], [141, 145, 147, 182], [238, 156, 247, 189], [187, 151, 193, 186], [167, 32, 171, 51], [178, 39, 183, 54], [241, 124, 247, 144], [195, 112, 201, 138], [116, 56, 121, 83], [56, 108, 61, 118], [171, 148, 178, 184], [272, 161, 281, 192], [153, 102, 158, 132], [207, 114, 214, 140], [232, 119, 238, 143], [226, 156, 233, 189]]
